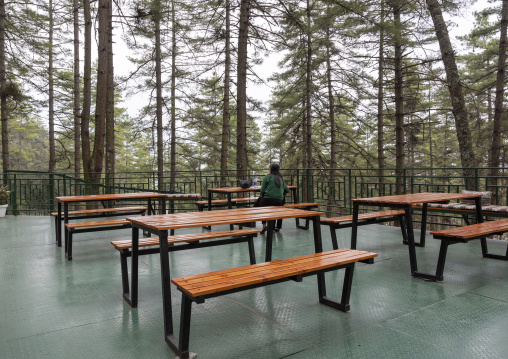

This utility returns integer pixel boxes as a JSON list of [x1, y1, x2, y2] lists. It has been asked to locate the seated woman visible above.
[[258, 163, 289, 234]]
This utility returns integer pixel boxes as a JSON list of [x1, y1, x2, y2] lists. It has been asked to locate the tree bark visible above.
[[377, 0, 385, 184], [91, 0, 109, 184], [220, 0, 231, 186], [305, 0, 312, 171], [48, 0, 55, 172], [326, 27, 335, 170], [427, 0, 477, 188], [236, 0, 250, 178], [487, 0, 508, 188], [105, 0, 114, 189], [392, 0, 404, 194], [82, 0, 92, 181], [73, 0, 81, 178], [0, 0, 9, 171], [170, 0, 177, 191], [154, 2, 163, 190]]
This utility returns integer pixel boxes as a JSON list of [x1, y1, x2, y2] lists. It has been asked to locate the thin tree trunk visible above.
[[154, 3, 163, 190], [488, 0, 508, 188], [377, 0, 385, 184], [392, 0, 404, 194], [48, 0, 55, 172], [236, 0, 250, 179], [0, 0, 7, 171], [105, 0, 114, 189], [326, 29, 335, 169], [82, 0, 92, 181], [73, 0, 81, 178], [170, 0, 177, 191], [426, 0, 477, 189], [91, 0, 109, 185], [305, 0, 312, 171], [220, 0, 231, 186]]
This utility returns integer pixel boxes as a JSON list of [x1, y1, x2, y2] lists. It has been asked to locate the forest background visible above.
[[1, 0, 507, 192]]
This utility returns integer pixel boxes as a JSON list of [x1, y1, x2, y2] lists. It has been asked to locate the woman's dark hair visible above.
[[269, 163, 283, 187]]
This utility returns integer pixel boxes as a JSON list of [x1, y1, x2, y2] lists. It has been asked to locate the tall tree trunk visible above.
[[154, 3, 163, 190], [91, 0, 109, 185], [426, 0, 477, 189], [170, 0, 177, 191], [48, 0, 55, 172], [82, 0, 92, 181], [73, 0, 81, 178], [236, 0, 250, 179], [105, 0, 114, 189], [305, 0, 312, 171], [220, 0, 231, 186], [377, 0, 385, 184], [392, 0, 404, 194], [326, 28, 335, 169], [488, 0, 508, 190], [0, 0, 8, 171]]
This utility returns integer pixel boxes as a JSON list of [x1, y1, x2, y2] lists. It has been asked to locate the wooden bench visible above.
[[52, 206, 147, 245], [194, 197, 258, 211], [111, 229, 259, 307], [419, 219, 508, 281], [170, 248, 378, 359], [65, 219, 133, 260], [320, 210, 408, 251]]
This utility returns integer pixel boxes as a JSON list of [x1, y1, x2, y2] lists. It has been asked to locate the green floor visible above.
[[0, 215, 507, 359]]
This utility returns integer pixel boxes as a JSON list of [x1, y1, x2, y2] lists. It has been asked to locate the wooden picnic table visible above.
[[206, 185, 298, 209], [351, 192, 483, 280], [126, 206, 324, 347], [54, 192, 167, 247]]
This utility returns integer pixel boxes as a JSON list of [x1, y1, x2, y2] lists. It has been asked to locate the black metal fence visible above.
[[2, 167, 508, 216]]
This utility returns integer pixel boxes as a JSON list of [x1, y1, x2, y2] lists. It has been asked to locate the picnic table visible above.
[[350, 192, 483, 279], [206, 185, 298, 208], [126, 206, 324, 348], [54, 192, 167, 248]]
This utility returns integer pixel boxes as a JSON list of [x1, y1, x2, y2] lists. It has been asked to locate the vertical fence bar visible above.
[[348, 169, 352, 214], [12, 174, 17, 215]]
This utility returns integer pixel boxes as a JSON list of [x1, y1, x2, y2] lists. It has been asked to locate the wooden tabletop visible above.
[[352, 192, 482, 205], [207, 185, 297, 193], [55, 192, 167, 202], [128, 207, 323, 231]]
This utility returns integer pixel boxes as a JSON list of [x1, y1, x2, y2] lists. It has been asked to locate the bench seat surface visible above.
[[430, 218, 508, 239], [194, 197, 258, 205], [172, 248, 377, 297], [282, 203, 319, 208], [51, 206, 147, 216], [111, 229, 260, 250], [65, 219, 131, 229], [321, 210, 405, 224]]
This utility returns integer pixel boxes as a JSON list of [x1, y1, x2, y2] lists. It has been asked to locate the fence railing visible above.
[[2, 167, 508, 216]]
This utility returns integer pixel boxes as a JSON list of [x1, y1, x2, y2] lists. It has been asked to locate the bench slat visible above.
[[320, 210, 405, 224], [111, 229, 260, 250], [430, 218, 508, 239], [51, 206, 147, 217], [194, 197, 258, 205], [282, 203, 319, 208], [172, 249, 377, 297], [65, 219, 131, 229]]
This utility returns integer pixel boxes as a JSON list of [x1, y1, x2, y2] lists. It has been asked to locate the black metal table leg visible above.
[[264, 220, 276, 262], [125, 226, 139, 307], [64, 202, 69, 251], [404, 207, 419, 275], [350, 203, 359, 249], [158, 230, 174, 340], [57, 202, 62, 246], [417, 204, 427, 247]]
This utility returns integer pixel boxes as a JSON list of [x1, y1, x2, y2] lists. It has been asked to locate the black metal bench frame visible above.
[[321, 212, 409, 254], [171, 256, 366, 359], [120, 231, 257, 308]]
